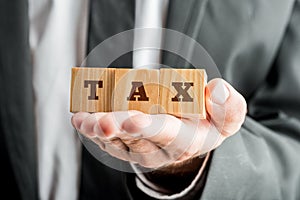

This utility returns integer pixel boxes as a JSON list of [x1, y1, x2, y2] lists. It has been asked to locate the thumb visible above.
[[205, 78, 247, 137]]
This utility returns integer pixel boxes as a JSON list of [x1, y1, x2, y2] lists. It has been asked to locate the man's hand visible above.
[[71, 78, 246, 170]]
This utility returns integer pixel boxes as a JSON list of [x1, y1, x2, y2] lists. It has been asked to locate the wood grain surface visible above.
[[113, 69, 159, 114], [70, 67, 115, 112], [159, 69, 207, 118], [70, 68, 206, 118]]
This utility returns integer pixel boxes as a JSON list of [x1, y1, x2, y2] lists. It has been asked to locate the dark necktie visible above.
[[79, 0, 135, 199]]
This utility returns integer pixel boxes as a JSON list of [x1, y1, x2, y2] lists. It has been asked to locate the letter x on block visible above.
[[159, 69, 207, 118]]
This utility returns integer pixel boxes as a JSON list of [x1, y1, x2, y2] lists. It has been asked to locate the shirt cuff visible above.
[[131, 152, 210, 199]]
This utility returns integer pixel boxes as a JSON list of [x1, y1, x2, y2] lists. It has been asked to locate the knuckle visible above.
[[123, 138, 140, 146], [110, 138, 128, 151]]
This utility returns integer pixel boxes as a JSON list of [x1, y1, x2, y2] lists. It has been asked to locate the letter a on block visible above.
[[113, 69, 159, 114], [127, 82, 150, 101], [159, 69, 207, 118], [70, 67, 115, 112]]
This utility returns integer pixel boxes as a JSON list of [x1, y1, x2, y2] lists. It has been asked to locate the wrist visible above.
[[154, 155, 206, 175], [141, 156, 206, 193]]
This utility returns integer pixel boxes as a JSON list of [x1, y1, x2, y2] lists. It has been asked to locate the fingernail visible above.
[[211, 81, 229, 104]]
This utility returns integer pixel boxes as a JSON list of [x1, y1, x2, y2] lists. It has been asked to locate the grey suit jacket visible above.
[[0, 0, 300, 199]]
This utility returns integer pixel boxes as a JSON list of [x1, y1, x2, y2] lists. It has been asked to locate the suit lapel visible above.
[[0, 0, 38, 199], [163, 0, 209, 68]]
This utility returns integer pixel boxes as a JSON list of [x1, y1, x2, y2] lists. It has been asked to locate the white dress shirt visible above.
[[29, 0, 88, 199], [29, 0, 206, 199]]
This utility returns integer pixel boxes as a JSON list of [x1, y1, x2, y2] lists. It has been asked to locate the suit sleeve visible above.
[[201, 0, 300, 199], [124, 1, 300, 199]]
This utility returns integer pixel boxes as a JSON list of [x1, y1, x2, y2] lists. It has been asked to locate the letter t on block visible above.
[[70, 67, 115, 112], [159, 69, 207, 118], [113, 69, 159, 114]]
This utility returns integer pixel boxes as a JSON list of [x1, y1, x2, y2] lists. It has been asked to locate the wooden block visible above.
[[113, 69, 159, 114], [159, 69, 207, 118], [70, 67, 115, 112]]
